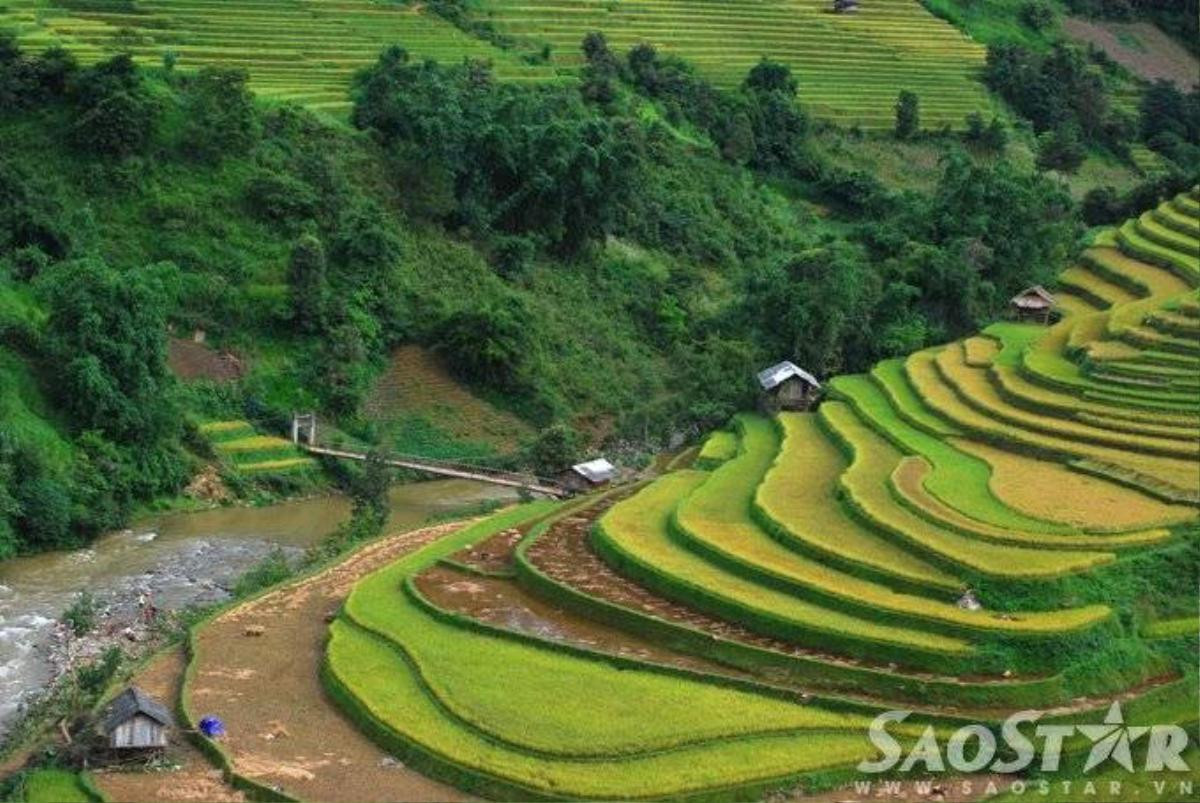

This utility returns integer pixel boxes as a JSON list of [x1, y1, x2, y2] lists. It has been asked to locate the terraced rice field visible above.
[[1, 0, 564, 113], [199, 419, 317, 474], [175, 192, 1198, 800], [477, 0, 995, 128], [3, 0, 995, 125]]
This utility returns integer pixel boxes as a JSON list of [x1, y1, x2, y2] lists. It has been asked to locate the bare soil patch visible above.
[[92, 648, 243, 803], [364, 346, 531, 450], [443, 526, 525, 574], [187, 523, 475, 802], [167, 339, 246, 383], [416, 564, 742, 677], [1064, 18, 1199, 89]]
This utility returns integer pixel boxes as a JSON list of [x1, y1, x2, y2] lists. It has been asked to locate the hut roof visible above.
[[757, 361, 821, 392], [571, 458, 616, 484], [101, 686, 173, 734], [1011, 285, 1056, 309]]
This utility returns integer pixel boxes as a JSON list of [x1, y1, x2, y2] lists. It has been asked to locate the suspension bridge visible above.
[[290, 413, 570, 498]]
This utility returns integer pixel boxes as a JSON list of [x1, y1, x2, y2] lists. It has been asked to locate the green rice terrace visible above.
[[0, 0, 995, 126], [147, 191, 1199, 800]]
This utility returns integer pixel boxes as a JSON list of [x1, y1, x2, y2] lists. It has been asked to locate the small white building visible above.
[[561, 458, 616, 492], [100, 686, 172, 750]]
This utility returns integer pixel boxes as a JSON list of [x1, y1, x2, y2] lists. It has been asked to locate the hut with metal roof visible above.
[[560, 458, 616, 493], [99, 687, 172, 750], [1010, 285, 1056, 324], [757, 361, 821, 412]]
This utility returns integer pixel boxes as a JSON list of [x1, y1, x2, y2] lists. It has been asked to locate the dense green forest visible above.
[[1, 10, 1197, 558]]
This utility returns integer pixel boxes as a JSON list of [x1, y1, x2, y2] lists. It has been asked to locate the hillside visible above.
[[1, 0, 996, 128], [302, 193, 1198, 800], [134, 190, 1200, 800]]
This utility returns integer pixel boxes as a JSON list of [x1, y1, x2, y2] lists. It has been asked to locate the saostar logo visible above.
[[858, 702, 1191, 775]]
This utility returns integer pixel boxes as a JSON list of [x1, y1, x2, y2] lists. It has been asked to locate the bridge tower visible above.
[[292, 412, 318, 446]]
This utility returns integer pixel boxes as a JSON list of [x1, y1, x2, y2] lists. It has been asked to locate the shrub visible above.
[[75, 644, 121, 695], [1019, 1, 1055, 30], [894, 90, 920, 140], [1036, 125, 1087, 172], [62, 591, 98, 636], [232, 548, 293, 598]]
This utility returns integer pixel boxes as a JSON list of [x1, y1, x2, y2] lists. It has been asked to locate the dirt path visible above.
[[93, 648, 244, 803], [186, 523, 475, 803]]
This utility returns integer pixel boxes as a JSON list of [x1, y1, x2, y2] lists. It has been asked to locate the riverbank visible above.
[[0, 480, 519, 745]]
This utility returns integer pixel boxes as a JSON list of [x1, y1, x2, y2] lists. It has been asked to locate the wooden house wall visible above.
[[110, 714, 167, 748]]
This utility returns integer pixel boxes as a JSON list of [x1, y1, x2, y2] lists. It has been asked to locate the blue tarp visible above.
[[198, 716, 226, 738]]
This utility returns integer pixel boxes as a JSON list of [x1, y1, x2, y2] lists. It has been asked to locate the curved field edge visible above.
[[173, 503, 556, 802], [510, 515, 1076, 709], [325, 503, 891, 800]]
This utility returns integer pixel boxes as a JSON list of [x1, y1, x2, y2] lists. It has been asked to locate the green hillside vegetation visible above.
[[1, 28, 1115, 557]]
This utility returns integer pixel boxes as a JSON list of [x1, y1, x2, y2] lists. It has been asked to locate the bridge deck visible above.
[[302, 445, 568, 497]]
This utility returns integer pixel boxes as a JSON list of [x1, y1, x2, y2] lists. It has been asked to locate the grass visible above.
[[3, 0, 564, 112], [986, 323, 1199, 433], [364, 345, 533, 455], [330, 501, 899, 797], [20, 770, 92, 803], [695, 429, 738, 469], [841, 368, 1081, 534], [888, 455, 1170, 551], [595, 469, 977, 666], [818, 400, 1117, 582], [203, 419, 318, 475], [754, 412, 960, 590], [950, 438, 1196, 532], [327, 619, 884, 799], [937, 344, 1198, 460], [1141, 617, 1198, 640], [907, 347, 1199, 497]]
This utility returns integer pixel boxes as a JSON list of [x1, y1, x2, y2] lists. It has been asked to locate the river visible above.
[[0, 479, 518, 739]]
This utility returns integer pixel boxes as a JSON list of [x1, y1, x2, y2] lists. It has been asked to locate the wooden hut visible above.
[[1010, 285, 1056, 324], [757, 361, 821, 412], [833, 0, 860, 12], [559, 458, 616, 493], [100, 687, 172, 751]]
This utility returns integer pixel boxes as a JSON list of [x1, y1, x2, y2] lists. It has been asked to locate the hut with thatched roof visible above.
[[1010, 285, 1056, 324]]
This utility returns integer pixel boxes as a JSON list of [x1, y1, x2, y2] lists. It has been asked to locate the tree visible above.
[[529, 424, 583, 475], [435, 295, 532, 390], [68, 54, 159, 158], [895, 90, 920, 140], [320, 318, 370, 416], [580, 31, 619, 105], [1019, 1, 1055, 30], [1036, 124, 1087, 172], [744, 59, 796, 96], [39, 257, 180, 447], [180, 67, 259, 162], [287, 233, 328, 333]]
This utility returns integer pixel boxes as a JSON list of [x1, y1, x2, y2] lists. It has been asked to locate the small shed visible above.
[[757, 361, 821, 412], [100, 687, 172, 750], [560, 458, 616, 493], [833, 0, 860, 12], [1010, 285, 1056, 324]]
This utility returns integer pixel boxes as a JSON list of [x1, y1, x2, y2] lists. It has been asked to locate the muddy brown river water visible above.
[[0, 479, 518, 739]]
